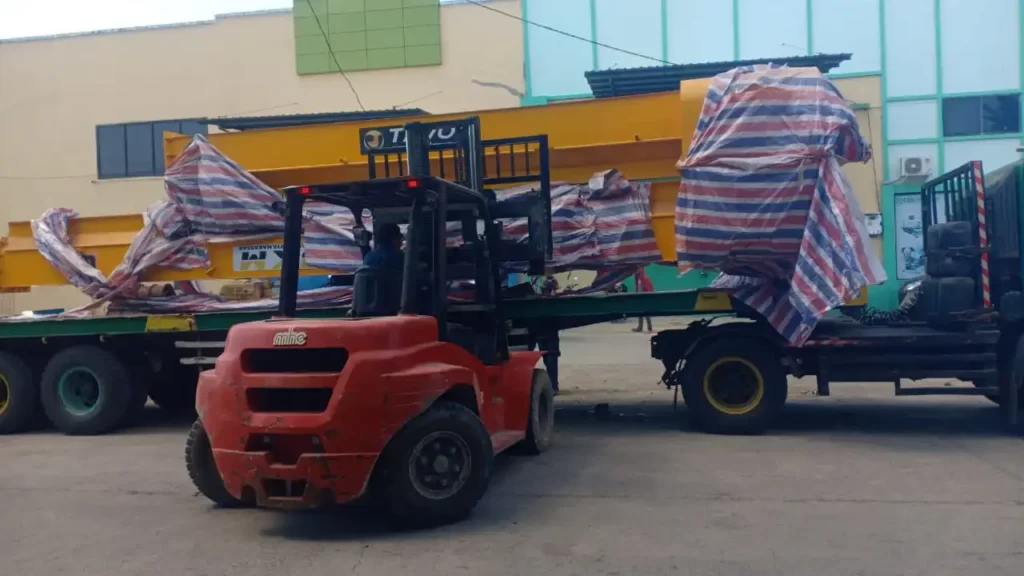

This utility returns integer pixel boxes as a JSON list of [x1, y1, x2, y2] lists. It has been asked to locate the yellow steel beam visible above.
[[0, 216, 333, 291], [164, 87, 708, 175], [1, 75, 869, 306]]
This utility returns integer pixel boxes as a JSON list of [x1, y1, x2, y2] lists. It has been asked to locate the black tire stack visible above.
[[920, 221, 979, 325]]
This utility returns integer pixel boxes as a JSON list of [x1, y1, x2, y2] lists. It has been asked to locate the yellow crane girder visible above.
[[1, 79, 713, 292]]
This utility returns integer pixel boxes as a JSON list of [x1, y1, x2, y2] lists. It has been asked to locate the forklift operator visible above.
[[364, 223, 404, 268]]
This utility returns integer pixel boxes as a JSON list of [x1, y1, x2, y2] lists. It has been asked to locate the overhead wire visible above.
[[303, 0, 366, 111], [462, 0, 674, 66]]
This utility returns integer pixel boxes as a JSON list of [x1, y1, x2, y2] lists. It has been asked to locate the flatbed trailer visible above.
[[0, 284, 739, 434], [1, 268, 1019, 437]]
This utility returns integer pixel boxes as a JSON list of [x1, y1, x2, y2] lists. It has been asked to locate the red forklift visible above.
[[185, 118, 556, 525]]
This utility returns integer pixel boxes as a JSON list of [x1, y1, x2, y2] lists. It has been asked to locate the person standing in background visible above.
[[632, 266, 654, 333]]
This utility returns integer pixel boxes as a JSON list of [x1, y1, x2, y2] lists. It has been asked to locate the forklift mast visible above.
[[275, 117, 553, 321]]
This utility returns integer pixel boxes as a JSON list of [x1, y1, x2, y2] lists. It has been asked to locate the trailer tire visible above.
[[185, 419, 248, 508], [513, 369, 555, 455], [0, 352, 37, 435], [680, 337, 787, 434], [375, 401, 492, 527], [40, 346, 137, 435]]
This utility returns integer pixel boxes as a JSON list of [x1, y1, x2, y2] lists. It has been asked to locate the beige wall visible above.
[[833, 75, 885, 259], [0, 1, 523, 312]]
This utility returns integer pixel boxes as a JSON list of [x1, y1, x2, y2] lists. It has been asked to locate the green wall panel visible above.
[[295, 0, 441, 74]]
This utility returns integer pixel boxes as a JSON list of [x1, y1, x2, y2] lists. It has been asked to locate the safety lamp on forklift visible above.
[[299, 186, 312, 195], [405, 178, 421, 189]]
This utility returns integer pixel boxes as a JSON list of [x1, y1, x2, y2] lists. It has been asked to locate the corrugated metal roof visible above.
[[585, 53, 853, 98], [207, 108, 429, 131]]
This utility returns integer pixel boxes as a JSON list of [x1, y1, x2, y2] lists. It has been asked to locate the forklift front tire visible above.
[[680, 337, 787, 434], [185, 419, 249, 508], [376, 401, 493, 527], [513, 369, 555, 455]]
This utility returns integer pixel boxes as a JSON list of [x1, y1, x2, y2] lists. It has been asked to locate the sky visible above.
[[0, 0, 294, 40]]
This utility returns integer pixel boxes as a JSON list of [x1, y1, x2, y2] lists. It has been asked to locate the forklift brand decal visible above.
[[359, 123, 460, 154], [232, 244, 308, 272], [272, 328, 307, 347]]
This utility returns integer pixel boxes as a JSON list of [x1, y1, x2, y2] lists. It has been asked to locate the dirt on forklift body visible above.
[[186, 117, 556, 525]]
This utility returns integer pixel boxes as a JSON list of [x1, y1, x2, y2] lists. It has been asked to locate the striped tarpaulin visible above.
[[495, 170, 661, 271], [676, 65, 886, 344], [13, 137, 660, 318]]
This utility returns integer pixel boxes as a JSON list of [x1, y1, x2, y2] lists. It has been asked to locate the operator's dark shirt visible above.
[[363, 246, 401, 268]]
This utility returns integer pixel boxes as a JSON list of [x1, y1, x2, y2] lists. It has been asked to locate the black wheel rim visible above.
[[408, 431, 472, 500]]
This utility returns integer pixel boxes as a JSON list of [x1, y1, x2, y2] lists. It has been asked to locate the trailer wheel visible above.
[[0, 352, 37, 435], [513, 369, 555, 455], [375, 401, 492, 526], [40, 346, 138, 435], [185, 419, 248, 508], [680, 337, 787, 434]]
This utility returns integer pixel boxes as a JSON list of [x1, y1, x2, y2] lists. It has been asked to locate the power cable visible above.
[[462, 0, 673, 66], [304, 0, 366, 111]]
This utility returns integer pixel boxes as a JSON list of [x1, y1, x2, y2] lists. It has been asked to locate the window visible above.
[[96, 120, 207, 179], [941, 94, 1021, 137]]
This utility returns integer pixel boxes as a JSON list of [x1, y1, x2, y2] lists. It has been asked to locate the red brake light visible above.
[[406, 179, 420, 189], [299, 186, 312, 195]]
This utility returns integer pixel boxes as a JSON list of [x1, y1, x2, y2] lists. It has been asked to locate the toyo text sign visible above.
[[359, 122, 463, 154], [232, 243, 310, 273]]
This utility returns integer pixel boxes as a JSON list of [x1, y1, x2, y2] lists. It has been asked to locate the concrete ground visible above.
[[2, 320, 1024, 576]]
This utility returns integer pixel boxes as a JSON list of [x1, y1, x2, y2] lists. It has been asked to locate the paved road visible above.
[[2, 322, 1023, 575]]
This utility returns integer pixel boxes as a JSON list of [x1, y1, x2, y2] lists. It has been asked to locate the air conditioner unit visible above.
[[899, 156, 934, 178]]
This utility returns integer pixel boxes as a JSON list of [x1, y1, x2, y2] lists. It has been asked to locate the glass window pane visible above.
[[944, 138, 1023, 173], [888, 100, 939, 140], [667, 0, 734, 65], [811, 0, 880, 74], [737, 0, 807, 59], [180, 121, 208, 136], [595, 0, 661, 70], [942, 97, 981, 137], [151, 121, 181, 177], [96, 124, 127, 179], [981, 94, 1021, 135], [884, 0, 936, 97], [125, 123, 155, 177], [525, 0, 593, 97], [940, 0, 1020, 93]]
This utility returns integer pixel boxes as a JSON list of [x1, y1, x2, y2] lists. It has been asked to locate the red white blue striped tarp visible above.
[[676, 65, 886, 345], [13, 136, 659, 318]]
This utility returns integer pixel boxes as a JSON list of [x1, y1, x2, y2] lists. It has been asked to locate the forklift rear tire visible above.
[[513, 369, 555, 455], [680, 337, 787, 435], [376, 401, 493, 527], [0, 352, 37, 435], [40, 346, 138, 435], [185, 419, 249, 508]]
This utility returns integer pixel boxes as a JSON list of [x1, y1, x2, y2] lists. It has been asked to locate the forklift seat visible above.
[[351, 264, 401, 317]]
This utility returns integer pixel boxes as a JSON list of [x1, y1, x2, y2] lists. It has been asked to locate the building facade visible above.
[[2, 0, 1021, 312], [522, 0, 1024, 305], [0, 0, 525, 311]]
